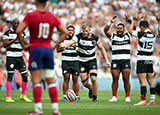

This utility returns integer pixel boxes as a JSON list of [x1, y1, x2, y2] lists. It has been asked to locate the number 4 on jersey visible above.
[[38, 23, 50, 39]]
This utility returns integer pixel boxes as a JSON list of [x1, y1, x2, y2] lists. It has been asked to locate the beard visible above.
[[117, 31, 124, 37]]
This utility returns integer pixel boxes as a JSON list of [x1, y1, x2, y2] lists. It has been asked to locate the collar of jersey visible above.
[[144, 29, 151, 32]]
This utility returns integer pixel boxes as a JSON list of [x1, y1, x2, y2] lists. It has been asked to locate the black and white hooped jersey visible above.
[[61, 36, 78, 61], [73, 33, 100, 62], [3, 28, 25, 57], [110, 32, 131, 60], [132, 29, 155, 61]]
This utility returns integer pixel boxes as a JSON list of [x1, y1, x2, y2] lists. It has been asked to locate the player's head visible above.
[[35, 0, 48, 5], [139, 20, 149, 32], [81, 23, 91, 38], [12, 18, 20, 30], [67, 25, 75, 37], [116, 22, 125, 36]]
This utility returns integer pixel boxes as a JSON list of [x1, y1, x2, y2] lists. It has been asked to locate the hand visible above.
[[106, 61, 111, 68], [133, 13, 138, 21], [124, 14, 130, 21], [111, 16, 117, 23], [71, 43, 76, 49], [138, 11, 145, 20], [156, 14, 160, 22]]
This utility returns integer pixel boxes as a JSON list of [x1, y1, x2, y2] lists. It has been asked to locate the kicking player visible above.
[[61, 23, 110, 102], [104, 16, 131, 102], [129, 14, 156, 105], [3, 18, 31, 103], [16, 0, 68, 114], [57, 25, 81, 101]]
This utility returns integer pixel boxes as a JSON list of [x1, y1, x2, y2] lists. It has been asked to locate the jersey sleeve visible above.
[[3, 31, 9, 40], [96, 37, 100, 44], [127, 32, 132, 40], [23, 13, 31, 26]]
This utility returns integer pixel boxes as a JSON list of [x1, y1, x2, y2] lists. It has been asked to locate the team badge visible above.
[[113, 63, 117, 68], [81, 67, 85, 72]]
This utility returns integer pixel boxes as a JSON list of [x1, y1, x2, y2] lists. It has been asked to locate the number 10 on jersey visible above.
[[38, 23, 50, 39]]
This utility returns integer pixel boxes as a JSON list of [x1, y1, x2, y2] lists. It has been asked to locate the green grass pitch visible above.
[[0, 90, 160, 115]]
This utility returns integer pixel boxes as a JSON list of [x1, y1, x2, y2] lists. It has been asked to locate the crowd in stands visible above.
[[0, 0, 160, 88]]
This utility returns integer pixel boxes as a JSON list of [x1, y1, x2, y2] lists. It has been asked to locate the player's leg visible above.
[[134, 73, 147, 105], [43, 48, 60, 115], [71, 61, 81, 101], [72, 74, 81, 101], [44, 70, 60, 115], [61, 73, 70, 101], [147, 73, 156, 105], [30, 70, 43, 114], [80, 72, 92, 98], [79, 61, 92, 98], [89, 69, 98, 102], [28, 47, 44, 114], [18, 69, 32, 102], [61, 60, 71, 101], [134, 61, 147, 105], [109, 69, 120, 102], [5, 57, 15, 102], [122, 68, 131, 102], [17, 56, 31, 102], [6, 73, 14, 102]]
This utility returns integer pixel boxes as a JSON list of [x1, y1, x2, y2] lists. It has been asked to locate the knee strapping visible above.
[[20, 70, 27, 75], [90, 73, 97, 77], [81, 77, 89, 83]]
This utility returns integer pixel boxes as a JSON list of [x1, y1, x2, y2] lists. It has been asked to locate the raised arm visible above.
[[129, 14, 138, 35], [104, 16, 117, 38], [156, 14, 160, 35], [97, 41, 111, 68]]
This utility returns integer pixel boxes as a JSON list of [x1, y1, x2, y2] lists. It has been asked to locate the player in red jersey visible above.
[[16, 0, 68, 115]]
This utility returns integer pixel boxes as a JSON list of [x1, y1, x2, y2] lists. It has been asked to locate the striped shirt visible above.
[[3, 28, 25, 57], [132, 29, 155, 61], [110, 32, 131, 60], [73, 33, 100, 62], [61, 36, 78, 61]]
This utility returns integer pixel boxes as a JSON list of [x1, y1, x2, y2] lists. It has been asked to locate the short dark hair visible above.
[[12, 18, 19, 24], [67, 25, 75, 30], [139, 20, 149, 28], [117, 23, 125, 27], [37, 0, 48, 3]]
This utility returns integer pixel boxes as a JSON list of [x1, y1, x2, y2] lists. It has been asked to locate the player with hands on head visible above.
[[104, 15, 132, 102], [129, 13, 156, 105]]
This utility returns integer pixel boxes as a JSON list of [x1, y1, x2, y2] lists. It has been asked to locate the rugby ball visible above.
[[66, 89, 76, 101]]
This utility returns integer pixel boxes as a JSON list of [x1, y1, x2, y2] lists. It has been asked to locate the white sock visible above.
[[34, 102, 42, 112], [150, 94, 155, 102], [52, 103, 59, 113]]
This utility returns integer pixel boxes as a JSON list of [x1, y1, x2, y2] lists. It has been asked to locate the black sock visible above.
[[141, 86, 147, 97], [150, 88, 155, 95], [93, 95, 97, 100]]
